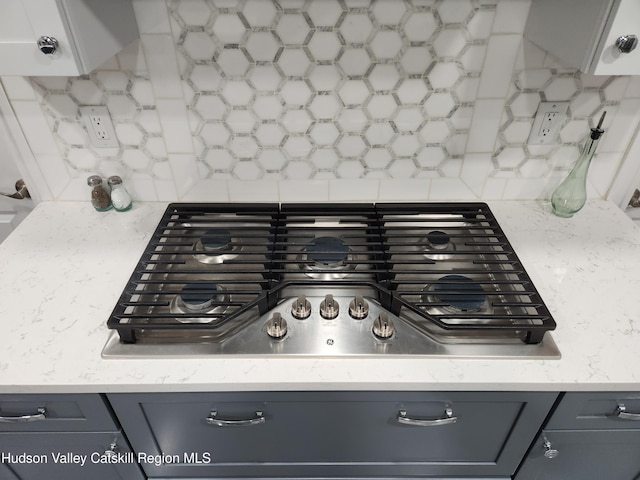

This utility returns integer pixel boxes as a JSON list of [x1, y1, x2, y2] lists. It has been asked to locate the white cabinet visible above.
[[0, 0, 138, 76], [525, 0, 640, 75]]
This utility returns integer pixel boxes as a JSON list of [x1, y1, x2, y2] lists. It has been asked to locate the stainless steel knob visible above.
[[37, 36, 59, 55], [543, 439, 559, 459], [104, 442, 118, 460], [1, 179, 30, 200], [291, 295, 311, 320], [265, 313, 287, 339], [616, 34, 638, 54], [372, 313, 394, 339], [319, 294, 339, 320], [348, 295, 369, 319]]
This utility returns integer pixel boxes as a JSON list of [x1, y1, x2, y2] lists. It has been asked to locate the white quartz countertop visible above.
[[0, 200, 639, 393]]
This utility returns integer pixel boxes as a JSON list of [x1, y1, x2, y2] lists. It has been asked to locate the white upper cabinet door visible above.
[[0, 0, 138, 76], [0, 0, 79, 76], [525, 0, 640, 75], [592, 0, 640, 74]]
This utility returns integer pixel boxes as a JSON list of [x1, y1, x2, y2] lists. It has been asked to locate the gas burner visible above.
[[170, 282, 229, 323], [193, 228, 240, 264], [297, 236, 357, 279], [420, 230, 456, 261], [423, 275, 488, 314], [308, 236, 349, 264], [107, 202, 558, 355]]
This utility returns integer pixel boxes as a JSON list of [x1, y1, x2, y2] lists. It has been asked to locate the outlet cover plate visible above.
[[80, 106, 119, 149], [527, 101, 569, 145]]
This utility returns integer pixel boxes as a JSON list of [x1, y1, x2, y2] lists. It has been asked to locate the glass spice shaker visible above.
[[87, 175, 112, 211], [107, 176, 132, 212]]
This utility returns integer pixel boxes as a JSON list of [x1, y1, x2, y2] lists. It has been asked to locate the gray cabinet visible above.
[[108, 391, 557, 479], [0, 432, 139, 480], [516, 392, 640, 480], [0, 394, 144, 480]]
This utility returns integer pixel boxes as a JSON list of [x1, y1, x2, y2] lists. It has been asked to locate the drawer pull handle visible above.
[[616, 404, 640, 420], [206, 410, 265, 427], [0, 407, 46, 423], [397, 408, 457, 426]]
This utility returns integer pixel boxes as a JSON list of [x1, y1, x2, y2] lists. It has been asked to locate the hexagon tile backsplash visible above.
[[4, 0, 640, 203]]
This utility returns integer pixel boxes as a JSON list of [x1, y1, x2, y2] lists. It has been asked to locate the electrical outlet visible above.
[[80, 106, 119, 148], [527, 102, 569, 145]]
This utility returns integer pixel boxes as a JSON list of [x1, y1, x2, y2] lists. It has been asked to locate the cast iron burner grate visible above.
[[107, 202, 555, 346]]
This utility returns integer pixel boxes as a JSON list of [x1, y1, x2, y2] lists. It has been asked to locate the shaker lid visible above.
[[87, 175, 103, 186], [107, 175, 123, 185]]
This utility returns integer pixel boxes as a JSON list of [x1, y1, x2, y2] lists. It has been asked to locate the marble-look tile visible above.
[[228, 179, 278, 201], [598, 100, 640, 154], [467, 99, 504, 152], [279, 180, 329, 202], [7, 0, 637, 205], [1, 77, 37, 100], [11, 101, 60, 155], [478, 35, 522, 98], [132, 0, 172, 34], [429, 178, 477, 199], [140, 34, 183, 98], [492, 0, 531, 34], [329, 179, 380, 201], [157, 99, 194, 153], [379, 178, 430, 201], [180, 179, 230, 202]]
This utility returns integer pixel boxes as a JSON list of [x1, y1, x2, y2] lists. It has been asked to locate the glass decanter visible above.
[[551, 112, 606, 218]]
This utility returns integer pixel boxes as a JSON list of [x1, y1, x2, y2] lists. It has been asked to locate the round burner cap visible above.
[[201, 229, 232, 251], [306, 236, 349, 265], [427, 230, 450, 246], [434, 275, 486, 311], [179, 283, 219, 310]]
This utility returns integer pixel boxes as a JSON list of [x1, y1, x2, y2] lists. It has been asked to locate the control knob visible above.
[[372, 313, 394, 339], [265, 312, 287, 339], [319, 294, 339, 320], [291, 294, 311, 319], [348, 295, 369, 319]]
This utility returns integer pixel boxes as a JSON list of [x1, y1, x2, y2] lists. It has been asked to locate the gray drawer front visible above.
[[516, 429, 640, 480], [547, 392, 640, 430], [0, 394, 115, 432], [0, 462, 19, 480], [0, 431, 145, 480], [109, 391, 556, 478]]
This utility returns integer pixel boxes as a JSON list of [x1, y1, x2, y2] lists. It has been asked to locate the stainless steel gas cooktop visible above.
[[102, 203, 559, 359]]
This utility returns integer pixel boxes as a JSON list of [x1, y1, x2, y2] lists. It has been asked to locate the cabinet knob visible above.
[[104, 441, 118, 460], [615, 35, 638, 54], [543, 439, 559, 459], [37, 36, 59, 55]]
